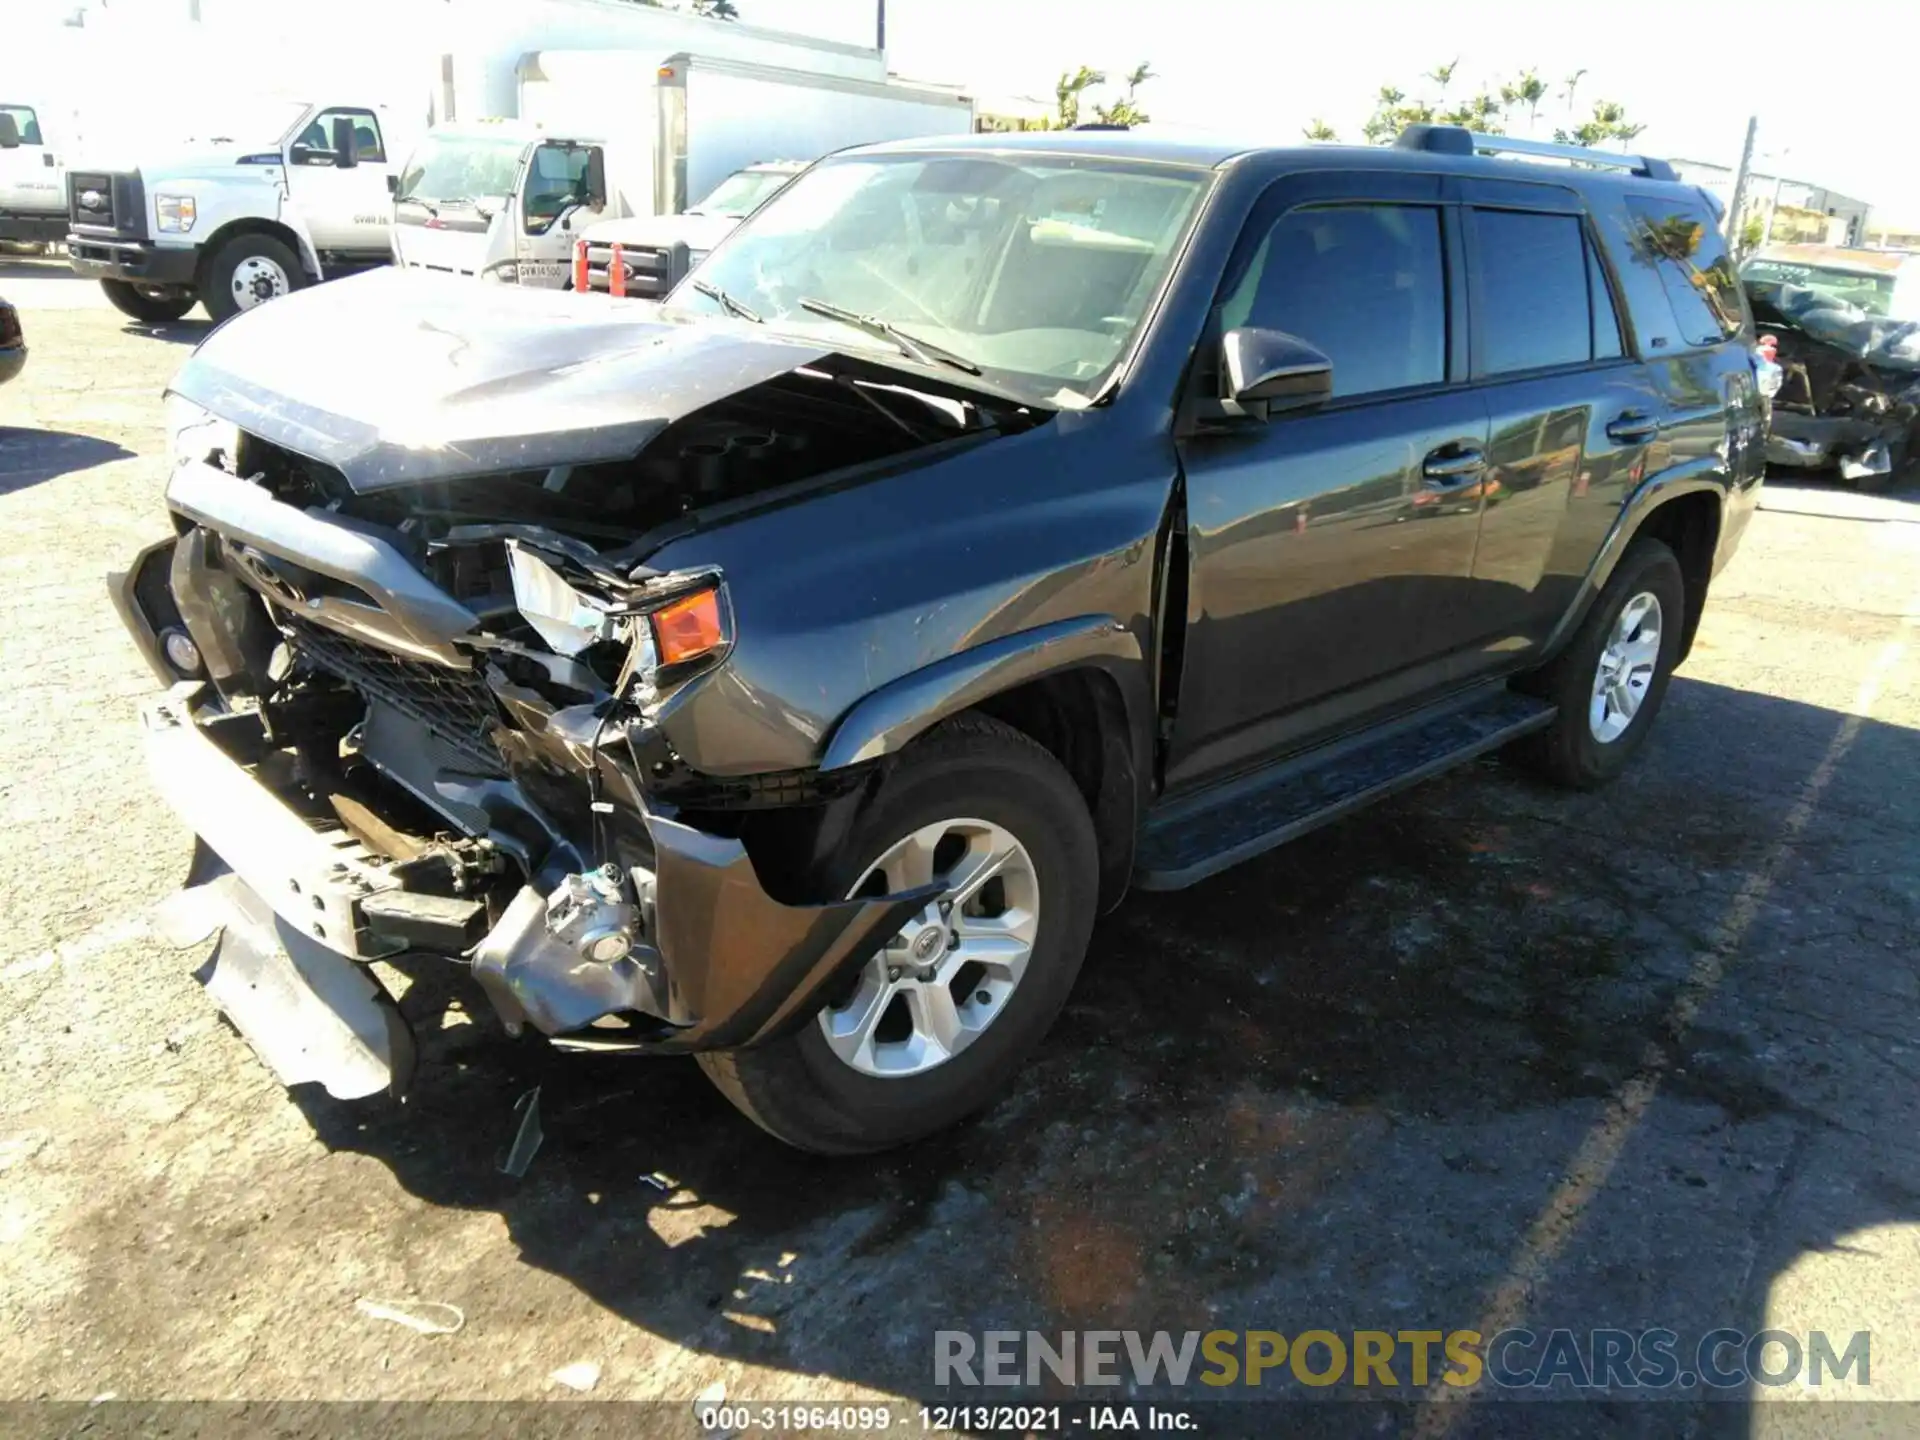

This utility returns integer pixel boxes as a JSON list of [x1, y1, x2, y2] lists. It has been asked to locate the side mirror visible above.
[[331, 115, 360, 170], [386, 173, 399, 196], [0, 115, 20, 150], [584, 148, 609, 209], [1220, 326, 1333, 419]]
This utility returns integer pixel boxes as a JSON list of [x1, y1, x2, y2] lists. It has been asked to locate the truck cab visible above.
[[0, 101, 66, 248], [65, 97, 405, 323], [576, 160, 804, 298], [388, 121, 617, 287]]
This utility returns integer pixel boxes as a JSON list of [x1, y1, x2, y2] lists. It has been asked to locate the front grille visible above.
[[67, 170, 146, 239], [584, 240, 685, 298], [287, 619, 506, 774], [69, 171, 114, 229]]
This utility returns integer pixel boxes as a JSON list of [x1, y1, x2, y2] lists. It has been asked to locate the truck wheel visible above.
[[100, 280, 196, 323], [1512, 536, 1685, 790], [697, 714, 1099, 1154], [202, 234, 305, 323]]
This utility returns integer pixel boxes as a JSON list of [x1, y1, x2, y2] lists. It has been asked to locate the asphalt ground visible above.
[[2, 254, 1917, 1436]]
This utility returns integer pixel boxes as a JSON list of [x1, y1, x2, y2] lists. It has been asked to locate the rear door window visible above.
[[1221, 202, 1448, 399], [1627, 196, 1747, 346], [1471, 209, 1593, 375]]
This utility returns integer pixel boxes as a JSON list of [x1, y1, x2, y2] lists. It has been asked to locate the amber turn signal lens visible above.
[[650, 588, 726, 666]]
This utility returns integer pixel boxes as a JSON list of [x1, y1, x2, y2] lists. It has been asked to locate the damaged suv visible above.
[[1741, 244, 1920, 485], [114, 126, 1766, 1153]]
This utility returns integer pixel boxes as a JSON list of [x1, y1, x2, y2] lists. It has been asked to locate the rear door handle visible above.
[[1606, 410, 1660, 444], [1422, 446, 1486, 487]]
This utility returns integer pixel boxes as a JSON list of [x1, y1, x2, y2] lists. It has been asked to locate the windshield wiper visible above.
[[796, 297, 982, 375], [691, 280, 764, 324], [393, 193, 439, 216]]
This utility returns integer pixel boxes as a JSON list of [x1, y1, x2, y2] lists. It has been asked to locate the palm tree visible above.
[[1561, 68, 1587, 117], [1051, 65, 1106, 129], [1095, 62, 1156, 126], [1303, 119, 1339, 142], [1500, 68, 1548, 134]]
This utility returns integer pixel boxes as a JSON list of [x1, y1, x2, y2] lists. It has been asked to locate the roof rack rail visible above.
[[1394, 124, 1677, 182]]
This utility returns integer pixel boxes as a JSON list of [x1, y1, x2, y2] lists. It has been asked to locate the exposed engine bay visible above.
[[117, 290, 1038, 1098]]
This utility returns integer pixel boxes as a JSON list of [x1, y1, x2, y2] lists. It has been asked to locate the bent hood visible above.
[[170, 267, 834, 492]]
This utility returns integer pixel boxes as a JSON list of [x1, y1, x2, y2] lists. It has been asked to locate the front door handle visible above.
[[1422, 446, 1486, 487], [1606, 410, 1660, 444]]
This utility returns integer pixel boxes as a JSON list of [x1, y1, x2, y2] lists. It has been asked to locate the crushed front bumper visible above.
[[137, 681, 932, 1098], [1766, 413, 1906, 475]]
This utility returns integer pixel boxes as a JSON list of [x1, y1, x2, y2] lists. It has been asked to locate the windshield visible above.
[[1741, 258, 1902, 320], [0, 105, 42, 146], [693, 168, 796, 217], [670, 153, 1209, 400], [177, 97, 308, 148], [396, 133, 527, 208]]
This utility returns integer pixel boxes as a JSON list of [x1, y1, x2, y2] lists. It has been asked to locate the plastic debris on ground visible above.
[[499, 1085, 543, 1177], [549, 1360, 601, 1392], [353, 1297, 466, 1335]]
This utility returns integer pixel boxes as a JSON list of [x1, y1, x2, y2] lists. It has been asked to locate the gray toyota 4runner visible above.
[[115, 125, 1767, 1153]]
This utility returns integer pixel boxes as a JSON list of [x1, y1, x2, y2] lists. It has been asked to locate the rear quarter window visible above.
[[1627, 195, 1748, 347]]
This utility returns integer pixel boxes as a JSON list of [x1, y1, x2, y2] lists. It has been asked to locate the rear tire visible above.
[[202, 233, 305, 323], [100, 279, 196, 323], [1512, 536, 1686, 790], [697, 714, 1099, 1154]]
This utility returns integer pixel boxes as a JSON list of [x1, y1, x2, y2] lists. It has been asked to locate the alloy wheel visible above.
[[1589, 590, 1663, 743], [818, 817, 1039, 1078]]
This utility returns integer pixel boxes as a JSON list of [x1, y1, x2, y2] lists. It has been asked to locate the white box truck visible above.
[[65, 98, 415, 323], [390, 53, 972, 290], [0, 99, 67, 249]]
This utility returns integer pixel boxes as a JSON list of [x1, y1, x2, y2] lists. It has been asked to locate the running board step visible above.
[[1134, 689, 1556, 890]]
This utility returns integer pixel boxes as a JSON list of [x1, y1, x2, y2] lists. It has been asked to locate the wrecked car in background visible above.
[[1741, 244, 1920, 485], [113, 127, 1765, 1154]]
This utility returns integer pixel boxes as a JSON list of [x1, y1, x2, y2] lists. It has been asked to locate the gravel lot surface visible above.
[[2, 256, 1917, 1436]]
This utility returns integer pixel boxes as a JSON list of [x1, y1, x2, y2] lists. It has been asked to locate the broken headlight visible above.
[[164, 393, 240, 472], [506, 541, 734, 689], [507, 540, 630, 657]]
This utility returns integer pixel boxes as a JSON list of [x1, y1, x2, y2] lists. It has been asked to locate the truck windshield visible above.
[[0, 105, 42, 145], [395, 133, 527, 209], [692, 168, 795, 218], [172, 97, 307, 148], [671, 153, 1209, 402]]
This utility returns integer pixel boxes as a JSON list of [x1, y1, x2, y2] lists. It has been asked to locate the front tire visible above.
[[697, 714, 1099, 1154], [1512, 536, 1686, 789], [202, 233, 305, 323], [99, 279, 196, 323]]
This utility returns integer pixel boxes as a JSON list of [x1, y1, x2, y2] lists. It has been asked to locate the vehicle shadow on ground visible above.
[[0, 427, 136, 493], [120, 318, 213, 346], [293, 673, 1918, 1436]]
